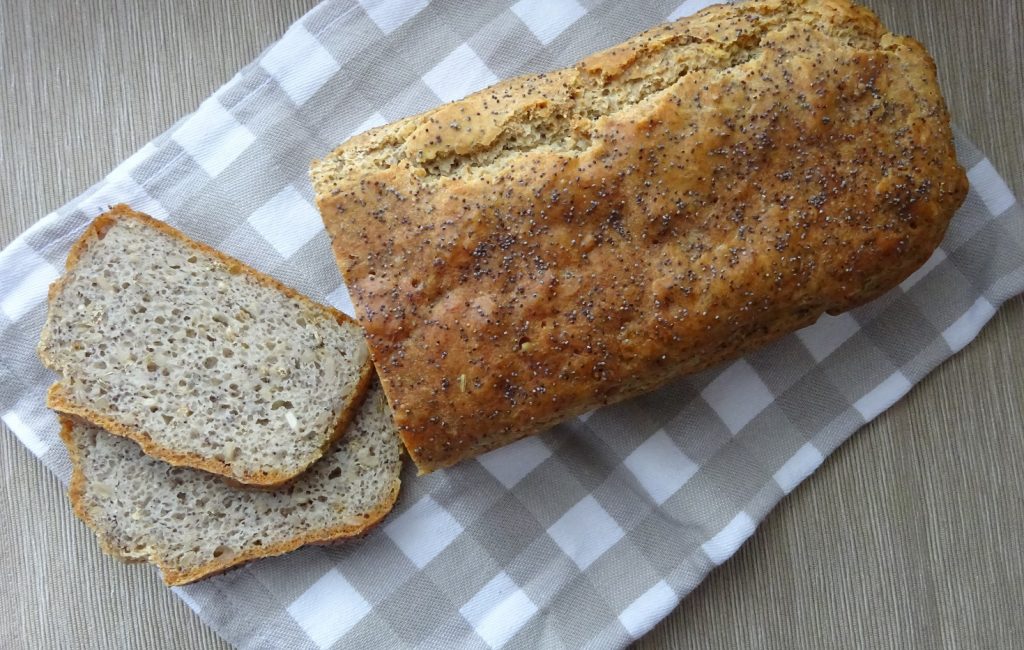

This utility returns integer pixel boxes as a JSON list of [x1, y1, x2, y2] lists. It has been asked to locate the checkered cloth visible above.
[[2, 0, 1022, 648]]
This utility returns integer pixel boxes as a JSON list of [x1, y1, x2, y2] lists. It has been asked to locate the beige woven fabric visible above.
[[1, 1, 1020, 648]]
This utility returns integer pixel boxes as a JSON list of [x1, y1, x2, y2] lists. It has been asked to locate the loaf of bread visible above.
[[39, 205, 372, 486], [59, 384, 401, 585], [312, 0, 968, 472]]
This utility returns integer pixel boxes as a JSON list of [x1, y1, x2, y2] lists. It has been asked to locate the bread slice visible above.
[[39, 205, 372, 486], [59, 383, 402, 586]]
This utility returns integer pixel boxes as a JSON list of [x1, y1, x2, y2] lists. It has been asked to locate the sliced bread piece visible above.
[[39, 205, 372, 486], [60, 383, 402, 585]]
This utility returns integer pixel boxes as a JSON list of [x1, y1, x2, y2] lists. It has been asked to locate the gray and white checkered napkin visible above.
[[2, 0, 1022, 648]]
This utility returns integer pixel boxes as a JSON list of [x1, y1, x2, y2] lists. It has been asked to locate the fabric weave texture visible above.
[[0, 1, 1021, 648]]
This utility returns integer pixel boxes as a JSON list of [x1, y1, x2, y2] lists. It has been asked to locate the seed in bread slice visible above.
[[38, 205, 372, 486], [59, 383, 402, 585]]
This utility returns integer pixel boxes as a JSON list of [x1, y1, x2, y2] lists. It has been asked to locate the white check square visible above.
[[968, 159, 1015, 217], [0, 257, 58, 322], [384, 495, 464, 568], [796, 312, 861, 362], [460, 572, 538, 649], [287, 569, 371, 649], [326, 283, 355, 318], [511, 0, 586, 45], [248, 185, 324, 258], [172, 98, 255, 177], [700, 360, 774, 434], [359, 0, 429, 34], [422, 44, 498, 103], [2, 409, 51, 457], [260, 24, 340, 106], [547, 495, 624, 570], [478, 436, 551, 489], [702, 511, 756, 565], [623, 430, 698, 505], [618, 580, 678, 639], [170, 586, 201, 614], [852, 371, 912, 420], [773, 442, 824, 494], [943, 297, 996, 353]]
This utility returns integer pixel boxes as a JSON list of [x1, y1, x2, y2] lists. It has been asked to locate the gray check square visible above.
[[820, 335, 899, 405], [734, 404, 814, 477], [950, 219, 1024, 296], [583, 537, 663, 611], [775, 365, 853, 438], [670, 442, 769, 531], [658, 398, 735, 467], [273, 236, 344, 299], [430, 0, 513, 42], [746, 334, 817, 395], [465, 493, 545, 568], [372, 572, 455, 646], [544, 574, 619, 647], [941, 190, 995, 252], [340, 43, 425, 108], [505, 534, 576, 604], [245, 547, 337, 603], [424, 535, 502, 603], [424, 462, 508, 526], [630, 509, 706, 577], [132, 144, 208, 215], [574, 401, 655, 459], [630, 378, 703, 440], [216, 222, 286, 272], [221, 83, 283, 136], [307, 7, 382, 65], [378, 80, 447, 124], [173, 185, 249, 248], [321, 533, 417, 604], [308, 91, 382, 148], [468, 13, 545, 79], [512, 454, 590, 527], [556, 427, 625, 494], [334, 613, 406, 650], [860, 294, 941, 368], [592, 470, 656, 532], [24, 211, 93, 264], [906, 261, 979, 324]]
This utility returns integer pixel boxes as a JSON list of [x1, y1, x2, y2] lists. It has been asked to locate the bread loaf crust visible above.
[[40, 205, 374, 486], [313, 0, 968, 472]]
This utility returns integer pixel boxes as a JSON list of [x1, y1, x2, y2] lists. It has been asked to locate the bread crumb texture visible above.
[[60, 384, 401, 585], [312, 0, 968, 472], [39, 206, 371, 485]]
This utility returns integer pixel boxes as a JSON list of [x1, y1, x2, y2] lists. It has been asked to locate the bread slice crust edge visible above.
[[58, 412, 401, 586]]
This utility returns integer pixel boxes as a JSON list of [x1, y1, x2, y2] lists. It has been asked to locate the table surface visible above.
[[2, 1, 1021, 648]]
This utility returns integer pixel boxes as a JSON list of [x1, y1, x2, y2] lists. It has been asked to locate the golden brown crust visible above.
[[40, 205, 374, 487], [313, 0, 968, 472], [58, 415, 402, 586]]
